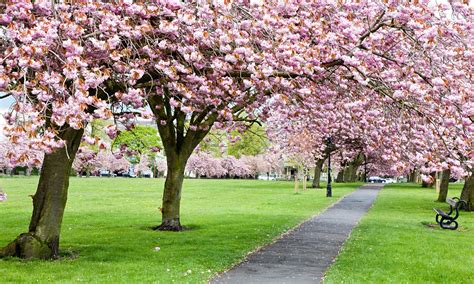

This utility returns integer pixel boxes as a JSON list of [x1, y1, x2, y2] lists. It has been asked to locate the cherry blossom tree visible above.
[[220, 155, 251, 178], [96, 150, 130, 175], [152, 155, 167, 177], [0, 1, 151, 258], [186, 152, 257, 179], [135, 154, 152, 176], [0, 0, 472, 259], [186, 152, 226, 178], [73, 147, 100, 176], [0, 140, 43, 173], [265, 0, 472, 200]]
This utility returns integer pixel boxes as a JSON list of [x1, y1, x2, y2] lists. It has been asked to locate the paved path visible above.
[[211, 184, 384, 284]]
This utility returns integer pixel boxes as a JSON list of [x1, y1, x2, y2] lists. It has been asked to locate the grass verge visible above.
[[325, 183, 473, 283]]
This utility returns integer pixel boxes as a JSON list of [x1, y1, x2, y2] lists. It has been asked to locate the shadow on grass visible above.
[[141, 224, 203, 231], [59, 248, 80, 260], [421, 221, 470, 232]]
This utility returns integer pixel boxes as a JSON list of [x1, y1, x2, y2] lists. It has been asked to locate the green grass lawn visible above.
[[0, 177, 359, 283], [325, 183, 474, 283]]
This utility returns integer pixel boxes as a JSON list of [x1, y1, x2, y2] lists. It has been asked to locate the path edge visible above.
[[321, 184, 384, 283], [208, 184, 364, 283]]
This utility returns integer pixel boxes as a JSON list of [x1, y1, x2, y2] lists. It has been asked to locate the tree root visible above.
[[153, 224, 183, 231], [0, 233, 54, 259], [153, 217, 183, 231], [156, 219, 184, 231]]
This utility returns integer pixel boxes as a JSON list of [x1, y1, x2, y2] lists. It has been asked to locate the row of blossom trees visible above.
[[72, 147, 131, 176], [186, 152, 284, 179], [0, 1, 472, 259], [2, 135, 284, 179]]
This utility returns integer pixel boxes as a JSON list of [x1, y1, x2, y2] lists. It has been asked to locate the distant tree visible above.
[[72, 147, 99, 177], [113, 125, 161, 163], [186, 153, 227, 178], [198, 130, 227, 157], [228, 125, 269, 158], [90, 119, 113, 142]]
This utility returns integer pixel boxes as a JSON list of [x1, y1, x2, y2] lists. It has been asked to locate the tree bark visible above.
[[437, 169, 450, 202], [343, 153, 364, 183], [336, 162, 345, 183], [342, 165, 354, 183], [0, 127, 83, 259], [421, 172, 436, 188], [155, 152, 189, 231], [302, 172, 307, 191], [148, 94, 216, 231], [408, 169, 417, 183], [460, 172, 474, 211], [294, 173, 299, 194], [312, 158, 325, 188]]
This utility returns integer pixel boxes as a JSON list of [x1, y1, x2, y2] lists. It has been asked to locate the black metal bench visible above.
[[433, 197, 466, 230]]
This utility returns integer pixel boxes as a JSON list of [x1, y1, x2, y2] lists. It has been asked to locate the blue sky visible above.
[[0, 96, 14, 140], [0, 96, 14, 112]]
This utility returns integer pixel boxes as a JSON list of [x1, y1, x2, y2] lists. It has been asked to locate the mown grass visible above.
[[325, 183, 473, 283], [0, 177, 360, 283]]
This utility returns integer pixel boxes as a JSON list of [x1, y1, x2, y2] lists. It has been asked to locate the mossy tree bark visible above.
[[312, 157, 326, 188], [437, 169, 450, 202], [460, 172, 474, 211], [0, 127, 83, 259]]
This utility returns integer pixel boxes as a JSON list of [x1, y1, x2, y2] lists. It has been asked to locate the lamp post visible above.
[[326, 136, 332, 197]]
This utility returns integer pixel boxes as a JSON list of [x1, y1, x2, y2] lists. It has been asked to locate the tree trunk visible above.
[[343, 165, 354, 183], [0, 127, 83, 259], [294, 173, 299, 194], [408, 169, 417, 183], [437, 169, 450, 202], [336, 162, 345, 183], [460, 172, 474, 211], [421, 172, 436, 188], [312, 158, 325, 188], [343, 153, 364, 183], [148, 95, 217, 231], [155, 154, 188, 231], [302, 173, 307, 191]]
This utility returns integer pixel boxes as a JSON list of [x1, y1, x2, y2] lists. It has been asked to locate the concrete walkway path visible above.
[[211, 184, 384, 284]]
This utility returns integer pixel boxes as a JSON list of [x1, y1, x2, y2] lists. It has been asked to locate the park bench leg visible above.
[[440, 219, 458, 230]]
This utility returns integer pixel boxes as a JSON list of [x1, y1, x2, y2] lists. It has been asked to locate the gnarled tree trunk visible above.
[[437, 169, 450, 202], [460, 172, 474, 211], [0, 127, 83, 259], [312, 158, 325, 188]]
